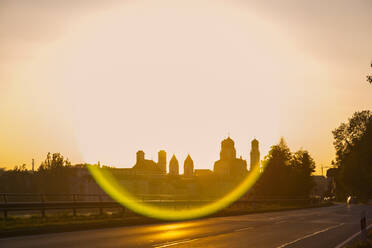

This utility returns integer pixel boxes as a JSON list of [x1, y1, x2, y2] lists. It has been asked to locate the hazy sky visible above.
[[1, 0, 371, 174]]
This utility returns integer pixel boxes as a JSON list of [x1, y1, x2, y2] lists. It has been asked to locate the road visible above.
[[1, 204, 371, 248]]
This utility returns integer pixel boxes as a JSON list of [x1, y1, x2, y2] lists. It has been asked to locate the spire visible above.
[[183, 154, 194, 177], [170, 154, 178, 162], [185, 154, 193, 162], [169, 154, 179, 176]]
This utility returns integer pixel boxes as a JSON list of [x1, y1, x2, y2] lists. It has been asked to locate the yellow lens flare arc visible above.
[[87, 165, 262, 221]]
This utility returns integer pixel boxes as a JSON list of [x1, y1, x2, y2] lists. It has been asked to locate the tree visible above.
[[290, 150, 316, 196], [38, 152, 71, 171], [332, 111, 372, 200], [257, 138, 291, 196], [332, 111, 372, 162], [0, 164, 35, 193], [37, 152, 73, 193], [367, 61, 372, 84], [13, 164, 27, 172], [255, 138, 316, 197]]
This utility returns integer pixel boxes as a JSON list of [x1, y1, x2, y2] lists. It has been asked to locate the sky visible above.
[[0, 0, 371, 174]]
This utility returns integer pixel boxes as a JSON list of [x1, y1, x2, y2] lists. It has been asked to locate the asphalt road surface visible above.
[[1, 204, 371, 248]]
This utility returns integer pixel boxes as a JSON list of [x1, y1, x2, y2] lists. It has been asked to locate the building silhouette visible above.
[[158, 150, 167, 174], [194, 169, 213, 177], [132, 150, 162, 175], [169, 155, 179, 176], [129, 137, 258, 178], [71, 136, 262, 196], [250, 138, 260, 171], [183, 154, 194, 177], [213, 137, 248, 177]]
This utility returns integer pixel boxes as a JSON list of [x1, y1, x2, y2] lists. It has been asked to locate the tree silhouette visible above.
[[255, 138, 315, 197], [37, 152, 73, 193], [0, 164, 34, 193], [367, 61, 372, 84], [38, 152, 71, 171], [332, 111, 372, 200], [290, 150, 315, 196], [332, 111, 371, 163]]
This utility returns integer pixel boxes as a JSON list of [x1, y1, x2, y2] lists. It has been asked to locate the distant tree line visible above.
[[0, 153, 83, 194], [253, 138, 316, 197]]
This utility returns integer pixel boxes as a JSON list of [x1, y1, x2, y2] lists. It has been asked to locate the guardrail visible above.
[[0, 193, 315, 220]]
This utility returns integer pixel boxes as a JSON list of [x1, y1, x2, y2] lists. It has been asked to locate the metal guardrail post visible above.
[[3, 194, 8, 220]]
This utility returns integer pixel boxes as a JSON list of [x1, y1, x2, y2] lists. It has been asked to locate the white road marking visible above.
[[153, 238, 199, 248], [334, 223, 372, 248], [276, 223, 345, 248]]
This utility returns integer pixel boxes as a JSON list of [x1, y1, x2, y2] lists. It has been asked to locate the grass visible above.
[[0, 202, 332, 238]]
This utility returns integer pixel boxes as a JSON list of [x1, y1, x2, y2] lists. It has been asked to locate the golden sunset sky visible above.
[[1, 0, 371, 174]]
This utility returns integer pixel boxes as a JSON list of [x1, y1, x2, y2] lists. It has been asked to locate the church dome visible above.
[[222, 136, 235, 147]]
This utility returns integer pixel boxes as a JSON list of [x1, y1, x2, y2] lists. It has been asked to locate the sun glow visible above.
[[42, 0, 299, 168], [2, 0, 371, 173]]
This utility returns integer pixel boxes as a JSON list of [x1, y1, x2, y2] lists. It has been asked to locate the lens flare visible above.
[[87, 164, 262, 220]]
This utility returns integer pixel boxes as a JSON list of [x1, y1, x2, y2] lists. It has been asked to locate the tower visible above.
[[158, 150, 167, 174], [220, 137, 236, 160], [169, 155, 179, 176], [250, 139, 260, 171], [136, 150, 145, 164], [184, 154, 194, 177]]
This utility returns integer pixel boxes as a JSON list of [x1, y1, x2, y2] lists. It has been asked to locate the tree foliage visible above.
[[332, 111, 372, 200], [367, 61, 372, 84], [0, 164, 34, 193], [37, 153, 73, 193], [255, 138, 315, 197], [38, 152, 71, 171], [0, 153, 75, 194], [290, 150, 316, 196]]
